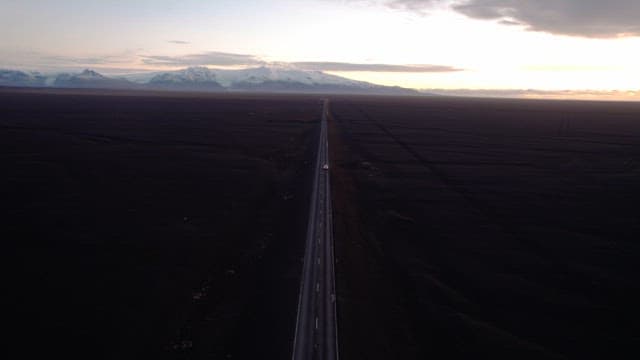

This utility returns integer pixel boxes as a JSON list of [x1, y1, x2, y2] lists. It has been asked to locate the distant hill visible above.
[[1, 66, 420, 96]]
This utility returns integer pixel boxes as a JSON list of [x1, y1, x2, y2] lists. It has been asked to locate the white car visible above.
[[322, 164, 329, 170]]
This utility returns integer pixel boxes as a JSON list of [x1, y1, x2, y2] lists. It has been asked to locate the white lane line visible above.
[[292, 99, 337, 360]]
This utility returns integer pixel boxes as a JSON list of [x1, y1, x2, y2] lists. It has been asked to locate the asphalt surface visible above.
[[292, 99, 338, 360]]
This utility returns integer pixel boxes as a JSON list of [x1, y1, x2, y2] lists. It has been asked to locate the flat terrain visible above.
[[328, 96, 640, 359], [4, 89, 640, 360], [1, 89, 320, 359]]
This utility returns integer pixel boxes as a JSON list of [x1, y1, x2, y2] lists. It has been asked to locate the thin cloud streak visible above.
[[293, 61, 462, 72], [167, 40, 190, 45], [140, 51, 264, 67], [3, 49, 464, 74], [44, 54, 133, 65], [139, 51, 463, 73], [387, 0, 448, 14], [426, 88, 640, 101], [0, 50, 142, 72]]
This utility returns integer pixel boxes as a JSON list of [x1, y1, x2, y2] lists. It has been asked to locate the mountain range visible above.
[[0, 66, 419, 95]]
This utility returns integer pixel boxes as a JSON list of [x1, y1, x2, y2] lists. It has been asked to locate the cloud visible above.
[[140, 51, 264, 67], [167, 40, 190, 45], [44, 54, 131, 65], [454, 0, 640, 37], [2, 48, 463, 75], [425, 88, 640, 100], [292, 61, 462, 72], [139, 51, 462, 72], [386, 0, 444, 14], [384, 0, 640, 37]]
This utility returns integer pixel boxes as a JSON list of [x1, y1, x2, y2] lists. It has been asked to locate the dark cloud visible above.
[[454, 0, 640, 37], [385, 0, 640, 37], [141, 51, 264, 66], [292, 61, 462, 72], [167, 40, 190, 45]]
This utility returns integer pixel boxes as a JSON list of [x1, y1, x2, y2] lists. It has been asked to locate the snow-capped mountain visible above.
[[146, 67, 224, 91], [137, 66, 417, 94], [53, 69, 135, 89], [0, 70, 47, 87], [128, 66, 367, 87], [149, 66, 218, 83], [1, 66, 419, 95], [213, 66, 370, 88]]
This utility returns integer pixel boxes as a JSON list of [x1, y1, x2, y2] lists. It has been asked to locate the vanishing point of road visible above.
[[292, 99, 339, 360]]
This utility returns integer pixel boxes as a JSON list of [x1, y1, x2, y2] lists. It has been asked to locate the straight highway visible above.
[[292, 99, 338, 360]]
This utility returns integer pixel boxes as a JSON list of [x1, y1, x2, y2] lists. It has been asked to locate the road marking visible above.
[[291, 99, 338, 360]]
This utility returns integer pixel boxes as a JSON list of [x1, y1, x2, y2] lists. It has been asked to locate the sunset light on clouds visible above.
[[1, 0, 639, 98]]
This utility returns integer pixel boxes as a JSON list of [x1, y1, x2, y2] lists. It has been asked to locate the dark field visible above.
[[1, 89, 319, 359], [328, 96, 640, 359], [3, 89, 640, 360]]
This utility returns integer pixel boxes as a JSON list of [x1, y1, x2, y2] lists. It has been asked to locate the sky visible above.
[[1, 0, 639, 96]]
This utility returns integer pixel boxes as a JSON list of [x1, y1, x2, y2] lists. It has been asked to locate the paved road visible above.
[[292, 99, 338, 360]]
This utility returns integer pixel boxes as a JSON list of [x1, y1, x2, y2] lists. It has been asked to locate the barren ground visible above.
[[329, 96, 640, 360], [1, 89, 319, 359]]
